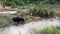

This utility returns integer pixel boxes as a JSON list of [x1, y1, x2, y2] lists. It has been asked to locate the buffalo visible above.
[[12, 16, 25, 25]]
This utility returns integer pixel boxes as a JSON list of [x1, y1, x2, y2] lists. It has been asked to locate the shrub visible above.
[[28, 5, 56, 18], [16, 10, 28, 17], [28, 5, 49, 18]]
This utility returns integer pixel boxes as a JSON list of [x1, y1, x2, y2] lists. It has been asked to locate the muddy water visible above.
[[0, 17, 60, 34]]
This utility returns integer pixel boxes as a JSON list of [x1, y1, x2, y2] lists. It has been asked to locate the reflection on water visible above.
[[0, 17, 60, 34]]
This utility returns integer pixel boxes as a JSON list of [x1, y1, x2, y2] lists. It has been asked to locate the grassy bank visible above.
[[0, 4, 60, 27], [31, 26, 60, 34], [0, 14, 13, 27], [0, 0, 60, 27]]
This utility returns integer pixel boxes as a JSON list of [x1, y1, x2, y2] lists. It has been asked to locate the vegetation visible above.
[[28, 5, 55, 18], [0, 0, 60, 27], [40, 27, 60, 34], [0, 14, 13, 27], [32, 26, 60, 34], [0, 0, 60, 6]]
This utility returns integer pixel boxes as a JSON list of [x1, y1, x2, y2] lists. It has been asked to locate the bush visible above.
[[28, 5, 56, 18], [28, 5, 48, 18], [16, 10, 28, 16]]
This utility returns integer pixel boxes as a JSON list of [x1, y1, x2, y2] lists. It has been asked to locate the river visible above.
[[0, 17, 60, 34]]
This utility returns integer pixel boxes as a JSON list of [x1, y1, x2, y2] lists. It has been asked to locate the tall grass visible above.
[[1, 0, 60, 6], [0, 14, 26, 27], [0, 14, 13, 27], [28, 5, 55, 18]]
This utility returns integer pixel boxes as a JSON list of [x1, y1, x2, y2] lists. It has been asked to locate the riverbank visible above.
[[0, 17, 60, 34]]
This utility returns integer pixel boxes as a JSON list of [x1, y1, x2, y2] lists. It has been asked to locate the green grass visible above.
[[40, 27, 60, 34], [0, 14, 27, 27], [27, 4, 55, 18], [0, 14, 13, 27], [1, 0, 60, 6], [0, 3, 60, 27], [31, 26, 60, 34]]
